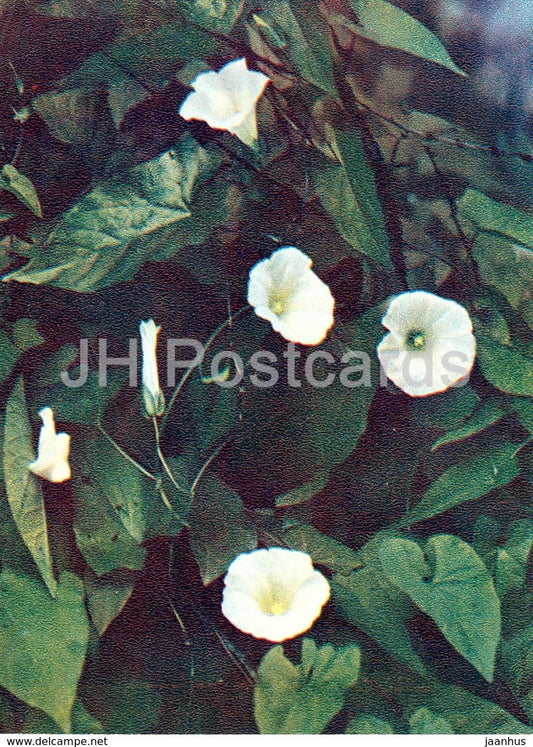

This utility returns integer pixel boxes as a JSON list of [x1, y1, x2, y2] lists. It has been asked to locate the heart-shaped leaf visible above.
[[3, 378, 56, 596], [379, 534, 501, 682], [254, 639, 361, 734], [0, 568, 89, 732]]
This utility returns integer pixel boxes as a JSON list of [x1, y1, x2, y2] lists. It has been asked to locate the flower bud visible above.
[[139, 319, 165, 417]]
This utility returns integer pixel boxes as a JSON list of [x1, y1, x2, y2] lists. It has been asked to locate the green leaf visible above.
[[500, 623, 533, 696], [457, 189, 533, 247], [33, 88, 99, 145], [146, 456, 192, 538], [310, 127, 392, 268], [372, 667, 533, 734], [472, 514, 501, 569], [3, 378, 57, 596], [72, 434, 147, 576], [379, 534, 501, 681], [66, 22, 217, 92], [0, 330, 19, 383], [0, 164, 42, 217], [472, 233, 533, 329], [234, 308, 381, 485], [279, 522, 360, 573], [348, 0, 465, 76], [411, 384, 479, 430], [107, 76, 149, 129], [176, 0, 245, 33], [84, 570, 135, 636], [275, 470, 330, 507], [71, 700, 104, 734], [37, 370, 127, 425], [401, 442, 520, 525], [473, 290, 512, 344], [3, 136, 222, 291], [34, 344, 79, 387], [331, 535, 427, 675], [248, 0, 336, 93], [188, 376, 239, 454], [285, 0, 337, 93], [431, 400, 505, 451], [475, 332, 533, 397], [188, 473, 257, 584], [0, 567, 89, 732], [77, 433, 154, 543], [11, 318, 45, 352], [409, 707, 453, 734], [346, 715, 394, 734], [26, 0, 95, 16], [511, 398, 533, 433], [254, 638, 361, 734], [494, 520, 533, 598], [0, 321, 44, 384]]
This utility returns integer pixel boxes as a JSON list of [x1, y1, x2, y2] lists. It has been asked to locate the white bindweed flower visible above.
[[247, 246, 335, 345], [221, 547, 330, 642], [179, 58, 269, 148], [28, 408, 71, 483], [377, 290, 476, 397], [139, 319, 165, 417]]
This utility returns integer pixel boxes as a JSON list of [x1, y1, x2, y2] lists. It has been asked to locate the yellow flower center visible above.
[[269, 287, 292, 316], [406, 330, 427, 351], [256, 584, 292, 616], [269, 600, 290, 615]]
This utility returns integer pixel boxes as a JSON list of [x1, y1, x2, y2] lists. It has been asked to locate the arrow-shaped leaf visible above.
[[3, 378, 56, 596]]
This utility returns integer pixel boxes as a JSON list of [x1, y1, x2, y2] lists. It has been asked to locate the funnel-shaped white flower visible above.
[[247, 247, 335, 345], [222, 548, 330, 642], [140, 319, 165, 417], [179, 58, 269, 148], [377, 290, 476, 397], [28, 408, 71, 483]]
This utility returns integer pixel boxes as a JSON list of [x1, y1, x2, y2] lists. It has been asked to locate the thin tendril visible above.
[[162, 305, 251, 431], [96, 422, 156, 481], [152, 416, 190, 499]]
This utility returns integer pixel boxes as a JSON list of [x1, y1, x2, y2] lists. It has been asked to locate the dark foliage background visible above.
[[0, 0, 531, 734]]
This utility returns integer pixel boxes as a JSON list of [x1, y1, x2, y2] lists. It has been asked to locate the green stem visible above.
[[161, 305, 251, 431], [152, 417, 190, 498], [190, 441, 227, 497], [97, 422, 156, 481], [511, 437, 533, 460]]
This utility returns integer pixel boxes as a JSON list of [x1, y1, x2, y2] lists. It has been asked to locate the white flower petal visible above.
[[222, 548, 330, 642], [377, 291, 476, 397], [179, 58, 269, 147], [289, 570, 331, 618], [285, 271, 334, 312], [217, 57, 249, 84], [266, 245, 313, 284], [383, 290, 456, 336], [28, 407, 71, 483], [229, 108, 259, 148], [179, 90, 216, 124], [431, 334, 477, 388], [139, 319, 164, 416], [218, 58, 269, 105], [429, 302, 473, 339], [277, 309, 334, 345], [247, 247, 335, 345]]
